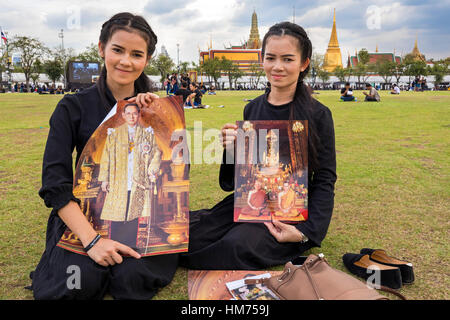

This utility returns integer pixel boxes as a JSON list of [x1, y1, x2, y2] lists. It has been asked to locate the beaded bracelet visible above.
[[84, 233, 101, 252]]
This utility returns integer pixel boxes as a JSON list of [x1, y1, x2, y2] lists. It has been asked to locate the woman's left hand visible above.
[[264, 220, 304, 243], [127, 92, 159, 108]]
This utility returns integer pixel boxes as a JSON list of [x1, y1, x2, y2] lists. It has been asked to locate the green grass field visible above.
[[0, 90, 449, 300]]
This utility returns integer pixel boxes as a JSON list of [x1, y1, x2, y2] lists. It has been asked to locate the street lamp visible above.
[[58, 29, 67, 89], [176, 43, 180, 72]]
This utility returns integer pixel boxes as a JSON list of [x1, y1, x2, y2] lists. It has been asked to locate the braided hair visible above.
[[262, 22, 319, 170], [97, 12, 157, 109]]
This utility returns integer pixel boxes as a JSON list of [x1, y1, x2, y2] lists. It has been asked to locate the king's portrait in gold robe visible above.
[[98, 103, 161, 224]]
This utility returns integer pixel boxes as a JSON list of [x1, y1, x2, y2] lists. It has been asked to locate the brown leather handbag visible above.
[[245, 254, 406, 300]]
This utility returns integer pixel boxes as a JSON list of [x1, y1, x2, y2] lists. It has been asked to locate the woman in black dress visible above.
[[180, 22, 337, 270], [30, 12, 178, 299]]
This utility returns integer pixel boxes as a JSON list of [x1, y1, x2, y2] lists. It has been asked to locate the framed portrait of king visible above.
[[57, 97, 189, 257], [233, 120, 308, 223]]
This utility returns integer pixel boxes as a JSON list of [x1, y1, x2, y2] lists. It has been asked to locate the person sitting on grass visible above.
[[174, 81, 192, 106], [363, 83, 380, 102], [391, 84, 400, 95], [340, 82, 356, 101], [186, 83, 209, 108], [208, 85, 217, 95]]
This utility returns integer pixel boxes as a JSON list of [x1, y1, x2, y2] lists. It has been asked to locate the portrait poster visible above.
[[233, 120, 308, 223], [57, 97, 189, 257], [188, 270, 282, 300]]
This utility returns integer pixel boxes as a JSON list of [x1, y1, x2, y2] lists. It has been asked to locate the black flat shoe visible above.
[[342, 253, 403, 289], [360, 248, 415, 284]]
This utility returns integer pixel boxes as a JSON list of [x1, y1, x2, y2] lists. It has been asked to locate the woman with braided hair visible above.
[[30, 12, 178, 299], [181, 22, 337, 270]]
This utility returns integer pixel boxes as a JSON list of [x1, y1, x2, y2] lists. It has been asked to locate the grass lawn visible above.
[[0, 89, 448, 300]]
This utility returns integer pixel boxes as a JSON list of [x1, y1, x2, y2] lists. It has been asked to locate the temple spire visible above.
[[323, 8, 343, 72], [327, 8, 339, 48], [247, 10, 261, 49]]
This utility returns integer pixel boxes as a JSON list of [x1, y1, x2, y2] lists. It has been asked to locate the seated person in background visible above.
[[208, 85, 216, 95], [186, 83, 207, 108], [363, 83, 380, 101], [168, 78, 178, 95], [391, 84, 400, 94], [174, 81, 192, 105], [340, 82, 356, 101], [200, 84, 207, 94]]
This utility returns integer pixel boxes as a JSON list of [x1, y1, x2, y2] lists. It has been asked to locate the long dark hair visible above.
[[262, 22, 319, 170], [97, 12, 157, 109]]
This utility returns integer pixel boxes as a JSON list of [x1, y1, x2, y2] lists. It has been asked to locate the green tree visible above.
[[248, 62, 265, 88], [76, 43, 103, 64], [220, 57, 244, 89], [376, 60, 396, 85], [404, 59, 427, 83], [44, 58, 64, 86], [333, 66, 346, 82], [179, 61, 190, 74], [9, 36, 49, 92], [317, 69, 330, 87], [392, 61, 405, 84], [429, 60, 449, 88], [202, 57, 222, 88], [30, 58, 44, 87], [150, 54, 175, 84]]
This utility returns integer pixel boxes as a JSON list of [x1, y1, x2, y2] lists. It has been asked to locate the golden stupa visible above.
[[410, 36, 426, 62], [247, 10, 261, 49], [323, 9, 343, 72]]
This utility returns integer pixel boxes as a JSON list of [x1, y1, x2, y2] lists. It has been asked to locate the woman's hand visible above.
[[220, 123, 238, 148], [264, 220, 305, 243], [85, 237, 141, 267], [127, 92, 159, 109]]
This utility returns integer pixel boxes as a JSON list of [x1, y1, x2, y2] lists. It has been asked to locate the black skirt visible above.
[[180, 194, 314, 270], [30, 210, 178, 300]]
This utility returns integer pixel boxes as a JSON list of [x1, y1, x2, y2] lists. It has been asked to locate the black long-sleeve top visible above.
[[39, 85, 117, 211], [219, 93, 337, 247]]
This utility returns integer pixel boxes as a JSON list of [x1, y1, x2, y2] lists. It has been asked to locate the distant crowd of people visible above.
[[6, 82, 66, 94], [164, 73, 215, 109]]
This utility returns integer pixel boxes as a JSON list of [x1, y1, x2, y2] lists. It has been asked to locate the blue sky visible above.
[[0, 0, 449, 63]]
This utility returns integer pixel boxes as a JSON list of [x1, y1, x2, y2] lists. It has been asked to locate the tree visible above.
[[44, 58, 64, 86], [392, 61, 405, 84], [9, 36, 49, 92], [354, 48, 372, 87], [358, 48, 370, 65], [403, 59, 427, 83], [376, 60, 396, 85], [221, 57, 243, 89], [30, 58, 44, 87], [333, 66, 346, 83], [317, 69, 330, 88], [76, 43, 103, 64], [202, 57, 222, 88], [179, 61, 190, 74], [429, 60, 449, 89], [309, 52, 324, 87], [150, 54, 175, 84], [248, 62, 265, 88]]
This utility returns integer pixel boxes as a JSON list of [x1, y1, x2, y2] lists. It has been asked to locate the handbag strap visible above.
[[369, 284, 407, 300]]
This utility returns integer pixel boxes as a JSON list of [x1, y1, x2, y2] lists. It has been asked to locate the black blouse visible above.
[[219, 93, 337, 246], [38, 85, 117, 211]]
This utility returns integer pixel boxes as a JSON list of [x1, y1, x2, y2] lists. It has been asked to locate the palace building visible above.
[[199, 10, 262, 73]]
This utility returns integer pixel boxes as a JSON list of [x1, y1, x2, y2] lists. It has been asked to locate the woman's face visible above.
[[263, 35, 309, 90], [99, 29, 149, 87]]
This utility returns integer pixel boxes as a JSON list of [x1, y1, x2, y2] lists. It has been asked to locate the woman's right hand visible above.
[[220, 123, 238, 148], [86, 237, 141, 267]]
